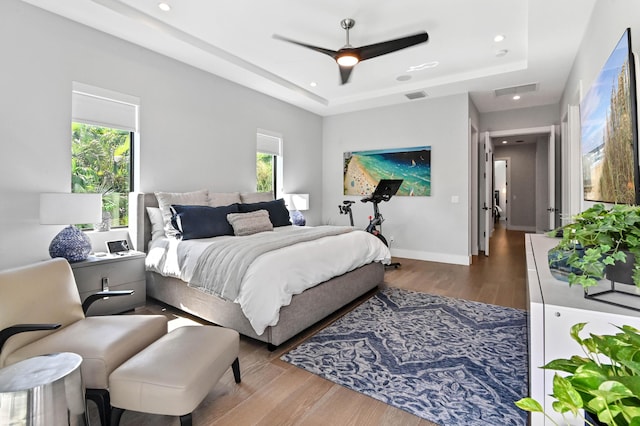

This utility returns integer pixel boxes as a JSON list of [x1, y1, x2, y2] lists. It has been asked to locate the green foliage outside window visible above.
[[257, 153, 274, 192], [71, 122, 131, 228]]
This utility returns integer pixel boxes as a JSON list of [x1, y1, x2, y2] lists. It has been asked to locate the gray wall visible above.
[[322, 95, 471, 265], [493, 144, 537, 231], [0, 1, 322, 269]]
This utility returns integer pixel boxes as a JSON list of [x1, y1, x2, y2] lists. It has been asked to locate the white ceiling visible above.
[[21, 0, 597, 116]]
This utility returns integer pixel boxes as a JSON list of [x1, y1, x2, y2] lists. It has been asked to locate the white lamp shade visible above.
[[40, 193, 102, 225], [283, 194, 309, 211]]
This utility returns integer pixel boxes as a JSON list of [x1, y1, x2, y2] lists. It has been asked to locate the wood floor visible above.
[[106, 224, 528, 426]]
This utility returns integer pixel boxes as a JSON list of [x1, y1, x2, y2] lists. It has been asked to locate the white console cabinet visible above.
[[526, 234, 640, 425]]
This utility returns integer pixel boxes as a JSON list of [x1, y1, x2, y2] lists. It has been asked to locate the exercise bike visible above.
[[339, 179, 403, 269]]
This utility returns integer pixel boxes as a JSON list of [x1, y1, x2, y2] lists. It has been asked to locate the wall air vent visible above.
[[405, 91, 427, 100], [494, 83, 538, 97]]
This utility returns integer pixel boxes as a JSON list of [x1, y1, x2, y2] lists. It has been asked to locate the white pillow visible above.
[[240, 191, 274, 204], [210, 192, 241, 207], [226, 210, 273, 236], [154, 189, 209, 238], [146, 207, 165, 242]]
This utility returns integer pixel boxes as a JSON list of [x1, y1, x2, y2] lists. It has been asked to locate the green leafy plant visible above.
[[516, 323, 640, 426], [71, 122, 131, 227], [552, 203, 640, 288]]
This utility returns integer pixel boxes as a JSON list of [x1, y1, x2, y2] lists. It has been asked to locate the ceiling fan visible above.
[[273, 19, 429, 85]]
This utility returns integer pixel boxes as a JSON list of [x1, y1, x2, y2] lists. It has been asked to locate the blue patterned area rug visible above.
[[281, 288, 528, 426]]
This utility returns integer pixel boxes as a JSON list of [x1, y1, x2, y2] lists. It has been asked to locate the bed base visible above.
[[146, 262, 383, 347]]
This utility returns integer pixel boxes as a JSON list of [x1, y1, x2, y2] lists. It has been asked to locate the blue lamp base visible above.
[[49, 225, 92, 262], [290, 210, 306, 226]]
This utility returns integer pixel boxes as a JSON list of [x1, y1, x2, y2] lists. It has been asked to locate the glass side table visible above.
[[0, 352, 87, 426]]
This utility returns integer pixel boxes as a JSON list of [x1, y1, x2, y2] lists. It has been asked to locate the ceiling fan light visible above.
[[336, 54, 359, 67]]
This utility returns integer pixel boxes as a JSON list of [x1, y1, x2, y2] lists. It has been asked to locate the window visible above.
[[257, 152, 276, 192], [71, 123, 132, 227], [257, 131, 283, 196], [71, 82, 139, 228]]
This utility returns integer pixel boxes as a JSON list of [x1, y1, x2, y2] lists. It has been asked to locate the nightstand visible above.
[[69, 251, 146, 315]]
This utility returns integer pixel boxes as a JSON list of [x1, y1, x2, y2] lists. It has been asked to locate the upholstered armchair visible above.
[[0, 258, 168, 426]]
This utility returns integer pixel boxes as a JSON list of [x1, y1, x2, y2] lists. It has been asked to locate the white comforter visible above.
[[146, 226, 391, 335]]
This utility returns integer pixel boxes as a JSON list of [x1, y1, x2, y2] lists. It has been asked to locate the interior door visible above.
[[483, 132, 493, 256], [548, 126, 556, 230]]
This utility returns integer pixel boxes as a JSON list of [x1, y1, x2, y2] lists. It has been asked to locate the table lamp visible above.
[[284, 194, 309, 226], [40, 193, 102, 262]]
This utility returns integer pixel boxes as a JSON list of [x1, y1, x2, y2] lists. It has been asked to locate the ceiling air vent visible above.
[[405, 91, 427, 100], [494, 83, 538, 97]]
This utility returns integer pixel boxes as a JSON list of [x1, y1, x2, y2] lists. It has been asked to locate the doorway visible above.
[[494, 158, 509, 226], [477, 126, 557, 256]]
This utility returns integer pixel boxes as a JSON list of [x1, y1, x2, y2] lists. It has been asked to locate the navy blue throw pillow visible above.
[[238, 198, 291, 227], [171, 204, 239, 240]]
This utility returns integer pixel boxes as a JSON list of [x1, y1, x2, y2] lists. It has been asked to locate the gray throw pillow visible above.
[[226, 210, 274, 236]]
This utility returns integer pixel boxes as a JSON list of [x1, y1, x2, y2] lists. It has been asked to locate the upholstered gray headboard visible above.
[[129, 192, 158, 253], [128, 191, 275, 252]]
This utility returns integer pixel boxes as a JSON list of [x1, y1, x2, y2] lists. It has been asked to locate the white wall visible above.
[[494, 159, 507, 219], [561, 0, 640, 119], [481, 104, 560, 132], [535, 136, 550, 232], [560, 0, 640, 213], [0, 0, 322, 269], [322, 95, 471, 265]]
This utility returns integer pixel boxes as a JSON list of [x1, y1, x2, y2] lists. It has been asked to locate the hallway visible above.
[[385, 223, 529, 310]]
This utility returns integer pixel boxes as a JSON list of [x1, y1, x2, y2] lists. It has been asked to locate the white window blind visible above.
[[72, 82, 139, 132], [257, 132, 282, 156]]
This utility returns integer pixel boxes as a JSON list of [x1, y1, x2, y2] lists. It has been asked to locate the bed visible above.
[[129, 191, 389, 348]]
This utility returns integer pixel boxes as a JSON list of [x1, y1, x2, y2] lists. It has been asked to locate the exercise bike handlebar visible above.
[[360, 194, 392, 203]]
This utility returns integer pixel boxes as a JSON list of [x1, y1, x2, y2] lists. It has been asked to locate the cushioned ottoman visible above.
[[109, 325, 240, 426]]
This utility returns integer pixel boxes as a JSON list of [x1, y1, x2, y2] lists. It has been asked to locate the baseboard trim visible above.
[[390, 248, 471, 266]]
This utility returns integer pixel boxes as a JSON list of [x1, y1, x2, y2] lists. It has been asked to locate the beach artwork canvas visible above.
[[343, 146, 431, 196]]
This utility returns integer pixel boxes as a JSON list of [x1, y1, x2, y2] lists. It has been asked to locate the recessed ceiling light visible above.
[[406, 61, 439, 72], [495, 49, 509, 57], [502, 140, 508, 144], [396, 75, 412, 82], [158, 2, 171, 12], [494, 34, 505, 43], [513, 95, 521, 100], [310, 82, 317, 87]]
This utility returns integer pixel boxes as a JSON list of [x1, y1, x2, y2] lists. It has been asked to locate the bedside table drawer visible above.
[[72, 258, 144, 292], [70, 252, 146, 315], [80, 279, 146, 316]]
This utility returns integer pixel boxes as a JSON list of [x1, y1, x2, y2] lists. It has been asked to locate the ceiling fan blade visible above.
[[357, 32, 429, 61], [273, 34, 337, 58], [339, 65, 355, 85]]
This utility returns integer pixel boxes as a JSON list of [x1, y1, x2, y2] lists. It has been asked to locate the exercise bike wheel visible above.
[[374, 233, 401, 269]]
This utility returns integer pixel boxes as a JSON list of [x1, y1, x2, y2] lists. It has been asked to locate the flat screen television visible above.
[[581, 28, 639, 205]]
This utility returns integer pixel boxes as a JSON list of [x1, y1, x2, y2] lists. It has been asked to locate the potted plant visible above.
[[516, 323, 640, 426], [551, 203, 640, 289]]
